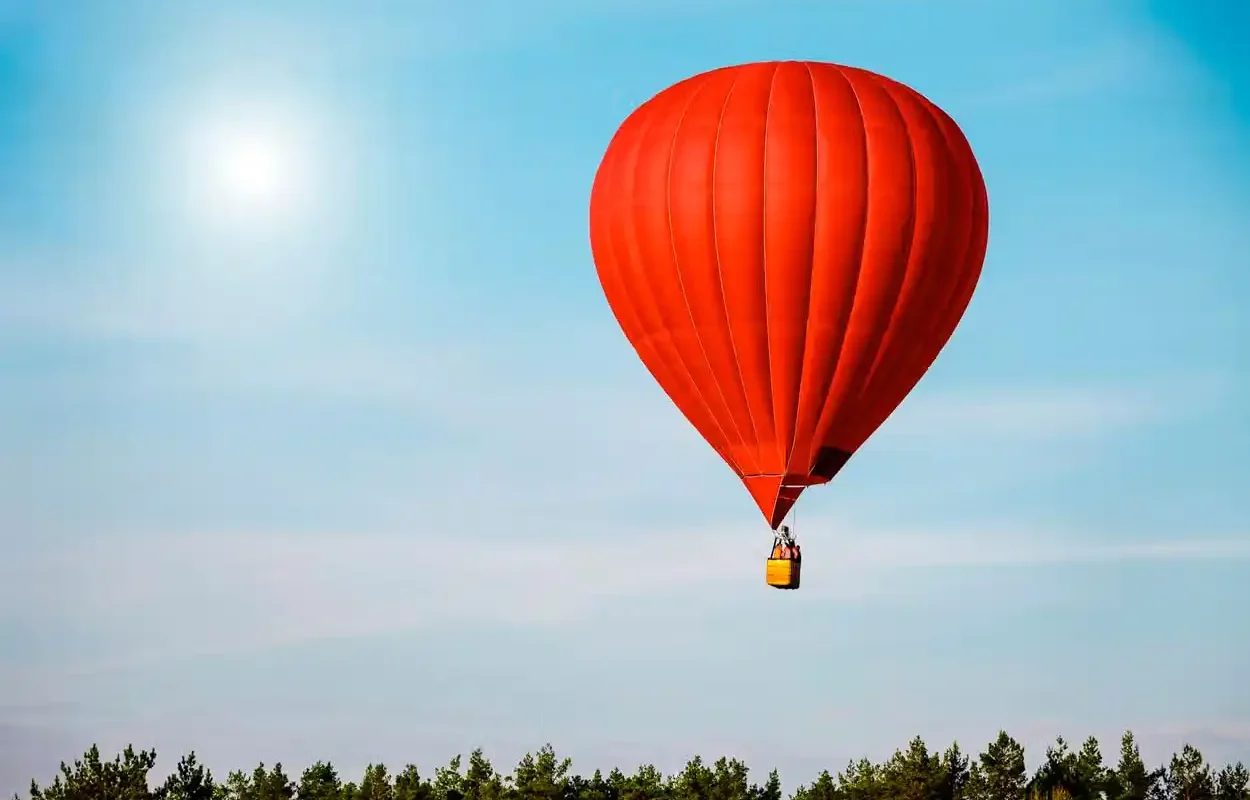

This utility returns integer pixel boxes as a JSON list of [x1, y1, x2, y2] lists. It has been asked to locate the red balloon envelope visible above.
[[589, 61, 990, 529]]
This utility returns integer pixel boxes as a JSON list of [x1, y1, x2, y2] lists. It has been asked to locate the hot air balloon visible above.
[[588, 61, 989, 590]]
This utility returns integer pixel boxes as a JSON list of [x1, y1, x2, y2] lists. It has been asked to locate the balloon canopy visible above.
[[589, 61, 989, 529]]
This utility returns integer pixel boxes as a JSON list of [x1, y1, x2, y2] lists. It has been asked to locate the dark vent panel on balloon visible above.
[[811, 447, 852, 481]]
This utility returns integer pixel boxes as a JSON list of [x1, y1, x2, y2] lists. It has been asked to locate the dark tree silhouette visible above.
[[14, 732, 1249, 800]]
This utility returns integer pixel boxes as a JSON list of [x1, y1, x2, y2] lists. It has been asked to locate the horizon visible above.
[[17, 728, 1250, 798]]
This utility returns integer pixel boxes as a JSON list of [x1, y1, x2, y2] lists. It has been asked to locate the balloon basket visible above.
[[765, 558, 801, 590]]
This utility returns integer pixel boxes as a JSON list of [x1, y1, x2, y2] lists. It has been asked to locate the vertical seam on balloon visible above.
[[595, 139, 658, 370], [818, 72, 913, 447], [809, 65, 873, 453], [612, 90, 741, 470], [854, 89, 970, 425], [934, 101, 988, 344], [628, 78, 746, 473], [781, 61, 821, 478], [708, 73, 766, 475], [947, 98, 990, 305], [595, 124, 665, 396], [758, 62, 780, 479], [665, 75, 755, 476], [852, 77, 921, 404], [912, 99, 984, 377]]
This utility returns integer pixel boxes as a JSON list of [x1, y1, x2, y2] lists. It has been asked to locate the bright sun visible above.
[[184, 113, 311, 229], [210, 129, 290, 208]]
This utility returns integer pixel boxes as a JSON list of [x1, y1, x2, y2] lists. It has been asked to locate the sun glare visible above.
[[183, 112, 313, 230], [210, 129, 290, 207]]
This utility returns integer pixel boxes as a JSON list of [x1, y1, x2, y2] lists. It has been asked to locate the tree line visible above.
[[17, 730, 1249, 800]]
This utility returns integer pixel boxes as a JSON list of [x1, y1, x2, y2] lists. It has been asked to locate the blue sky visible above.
[[1, 0, 1248, 794]]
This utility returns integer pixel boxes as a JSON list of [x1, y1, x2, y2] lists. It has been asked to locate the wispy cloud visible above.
[[876, 379, 1227, 443], [4, 257, 1204, 476], [3, 259, 1223, 545], [6, 521, 1248, 671], [3, 298, 1211, 442], [0, 248, 347, 344]]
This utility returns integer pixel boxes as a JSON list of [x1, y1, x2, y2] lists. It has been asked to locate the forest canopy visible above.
[[17, 730, 1249, 800]]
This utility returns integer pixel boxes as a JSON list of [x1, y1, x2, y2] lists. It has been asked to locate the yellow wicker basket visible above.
[[766, 558, 801, 590]]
